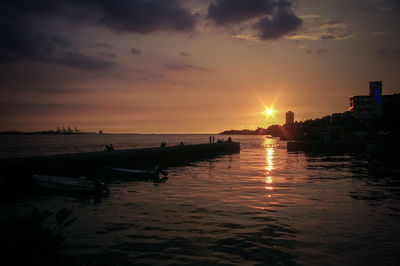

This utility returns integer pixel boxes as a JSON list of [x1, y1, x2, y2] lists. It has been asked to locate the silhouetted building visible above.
[[369, 81, 382, 102], [382, 93, 400, 121], [350, 81, 400, 121], [349, 81, 383, 120], [331, 111, 354, 125], [286, 111, 294, 124]]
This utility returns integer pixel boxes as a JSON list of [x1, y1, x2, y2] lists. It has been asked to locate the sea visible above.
[[1, 134, 400, 265]]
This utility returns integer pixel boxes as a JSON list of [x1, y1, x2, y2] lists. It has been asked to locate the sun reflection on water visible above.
[[264, 137, 275, 193]]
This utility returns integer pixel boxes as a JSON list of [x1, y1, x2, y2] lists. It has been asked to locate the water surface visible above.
[[1, 134, 400, 265]]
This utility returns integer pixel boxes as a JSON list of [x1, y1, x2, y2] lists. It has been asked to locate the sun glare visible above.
[[263, 106, 275, 117]]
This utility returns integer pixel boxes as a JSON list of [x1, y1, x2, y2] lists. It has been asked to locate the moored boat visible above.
[[107, 166, 167, 180], [33, 175, 108, 194]]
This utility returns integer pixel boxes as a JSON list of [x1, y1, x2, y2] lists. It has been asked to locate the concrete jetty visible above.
[[286, 139, 400, 154], [0, 142, 240, 178]]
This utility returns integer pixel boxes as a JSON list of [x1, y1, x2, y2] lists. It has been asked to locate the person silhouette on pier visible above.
[[213, 136, 215, 143], [105, 144, 114, 151], [209, 136, 212, 143]]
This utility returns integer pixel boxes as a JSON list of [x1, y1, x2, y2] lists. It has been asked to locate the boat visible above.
[[33, 175, 108, 194], [106, 166, 167, 180]]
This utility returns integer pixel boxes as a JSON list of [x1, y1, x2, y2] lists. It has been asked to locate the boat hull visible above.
[[107, 167, 159, 179], [33, 175, 100, 192]]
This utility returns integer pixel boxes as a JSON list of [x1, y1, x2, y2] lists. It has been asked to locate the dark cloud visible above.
[[207, 0, 278, 25], [131, 48, 142, 55], [0, 0, 198, 64], [51, 35, 72, 48], [206, 0, 302, 40], [180, 51, 191, 57], [0, 0, 77, 62], [95, 42, 115, 49], [166, 63, 210, 71], [255, 9, 303, 40], [0, 22, 54, 62], [53, 51, 117, 71], [99, 51, 116, 58], [95, 0, 199, 33]]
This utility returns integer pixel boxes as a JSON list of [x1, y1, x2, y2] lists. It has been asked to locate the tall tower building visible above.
[[369, 81, 382, 104], [286, 111, 294, 124], [369, 81, 382, 96]]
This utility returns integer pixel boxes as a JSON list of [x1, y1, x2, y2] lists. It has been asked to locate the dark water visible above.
[[0, 134, 215, 158], [1, 135, 400, 265]]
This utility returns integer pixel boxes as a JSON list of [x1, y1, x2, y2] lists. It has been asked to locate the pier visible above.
[[0, 142, 240, 179], [286, 140, 400, 156]]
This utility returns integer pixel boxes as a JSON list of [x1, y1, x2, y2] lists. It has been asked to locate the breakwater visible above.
[[0, 142, 240, 178], [286, 140, 400, 156]]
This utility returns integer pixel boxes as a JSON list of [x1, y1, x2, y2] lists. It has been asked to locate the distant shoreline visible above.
[[0, 131, 224, 135], [219, 130, 263, 135], [0, 131, 97, 135]]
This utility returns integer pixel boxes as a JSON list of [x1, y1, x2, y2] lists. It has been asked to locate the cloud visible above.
[[53, 51, 117, 71], [207, 0, 277, 26], [206, 0, 303, 40], [0, 22, 54, 62], [51, 35, 73, 48], [95, 0, 199, 33], [180, 51, 191, 57], [131, 48, 142, 54], [99, 51, 116, 58], [0, 0, 199, 64], [95, 42, 115, 49], [289, 18, 352, 41], [166, 63, 210, 71], [255, 9, 303, 40]]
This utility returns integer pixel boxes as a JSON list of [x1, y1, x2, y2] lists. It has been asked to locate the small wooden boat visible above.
[[107, 166, 167, 180], [33, 175, 108, 194]]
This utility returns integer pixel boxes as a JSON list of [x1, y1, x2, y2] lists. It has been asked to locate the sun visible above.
[[263, 106, 275, 117]]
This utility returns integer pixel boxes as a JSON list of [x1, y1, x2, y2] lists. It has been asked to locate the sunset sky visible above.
[[1, 0, 399, 133]]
